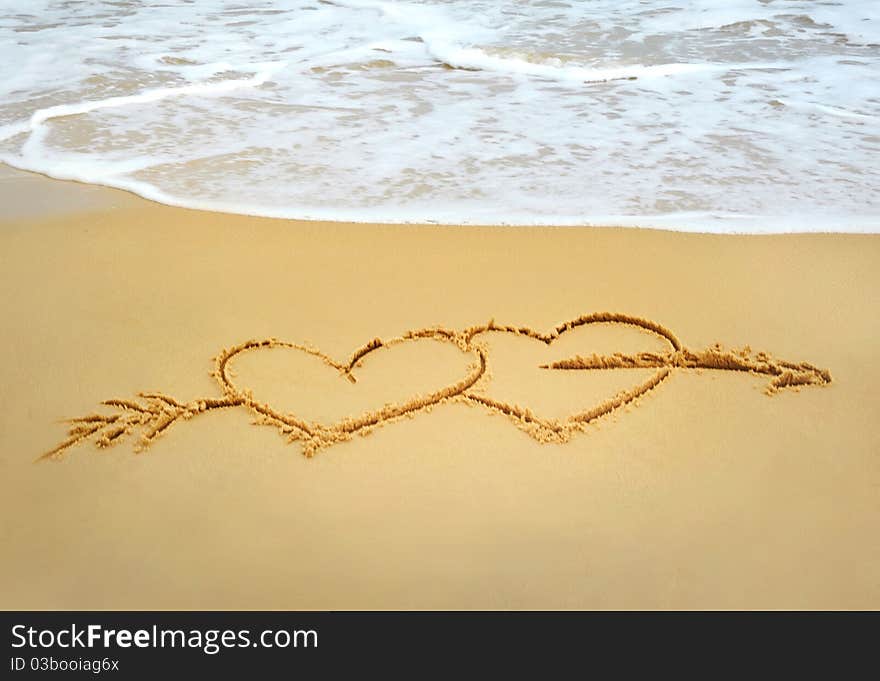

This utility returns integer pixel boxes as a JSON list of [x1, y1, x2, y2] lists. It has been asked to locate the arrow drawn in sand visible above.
[[39, 313, 831, 460]]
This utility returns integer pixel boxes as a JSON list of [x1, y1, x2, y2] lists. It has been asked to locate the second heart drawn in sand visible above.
[[458, 313, 679, 443], [41, 312, 832, 460]]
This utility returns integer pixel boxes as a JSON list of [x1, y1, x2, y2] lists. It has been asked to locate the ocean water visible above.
[[0, 0, 878, 232]]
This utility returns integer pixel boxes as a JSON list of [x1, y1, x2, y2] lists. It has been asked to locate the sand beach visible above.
[[1, 166, 877, 609]]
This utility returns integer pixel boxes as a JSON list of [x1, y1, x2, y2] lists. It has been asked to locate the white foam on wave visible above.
[[423, 42, 778, 83], [0, 0, 878, 232], [3, 62, 285, 152], [7, 146, 874, 234]]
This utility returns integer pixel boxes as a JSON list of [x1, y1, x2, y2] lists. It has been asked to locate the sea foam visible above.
[[1, 0, 878, 232]]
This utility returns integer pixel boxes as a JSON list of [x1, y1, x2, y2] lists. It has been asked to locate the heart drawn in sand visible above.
[[41, 312, 832, 459], [460, 313, 678, 443], [216, 336, 486, 455]]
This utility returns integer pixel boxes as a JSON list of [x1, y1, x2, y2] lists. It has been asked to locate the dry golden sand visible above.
[[0, 168, 878, 609]]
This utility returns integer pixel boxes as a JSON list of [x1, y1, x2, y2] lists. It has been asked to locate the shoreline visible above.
[[3, 163, 876, 234], [1, 169, 878, 609]]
